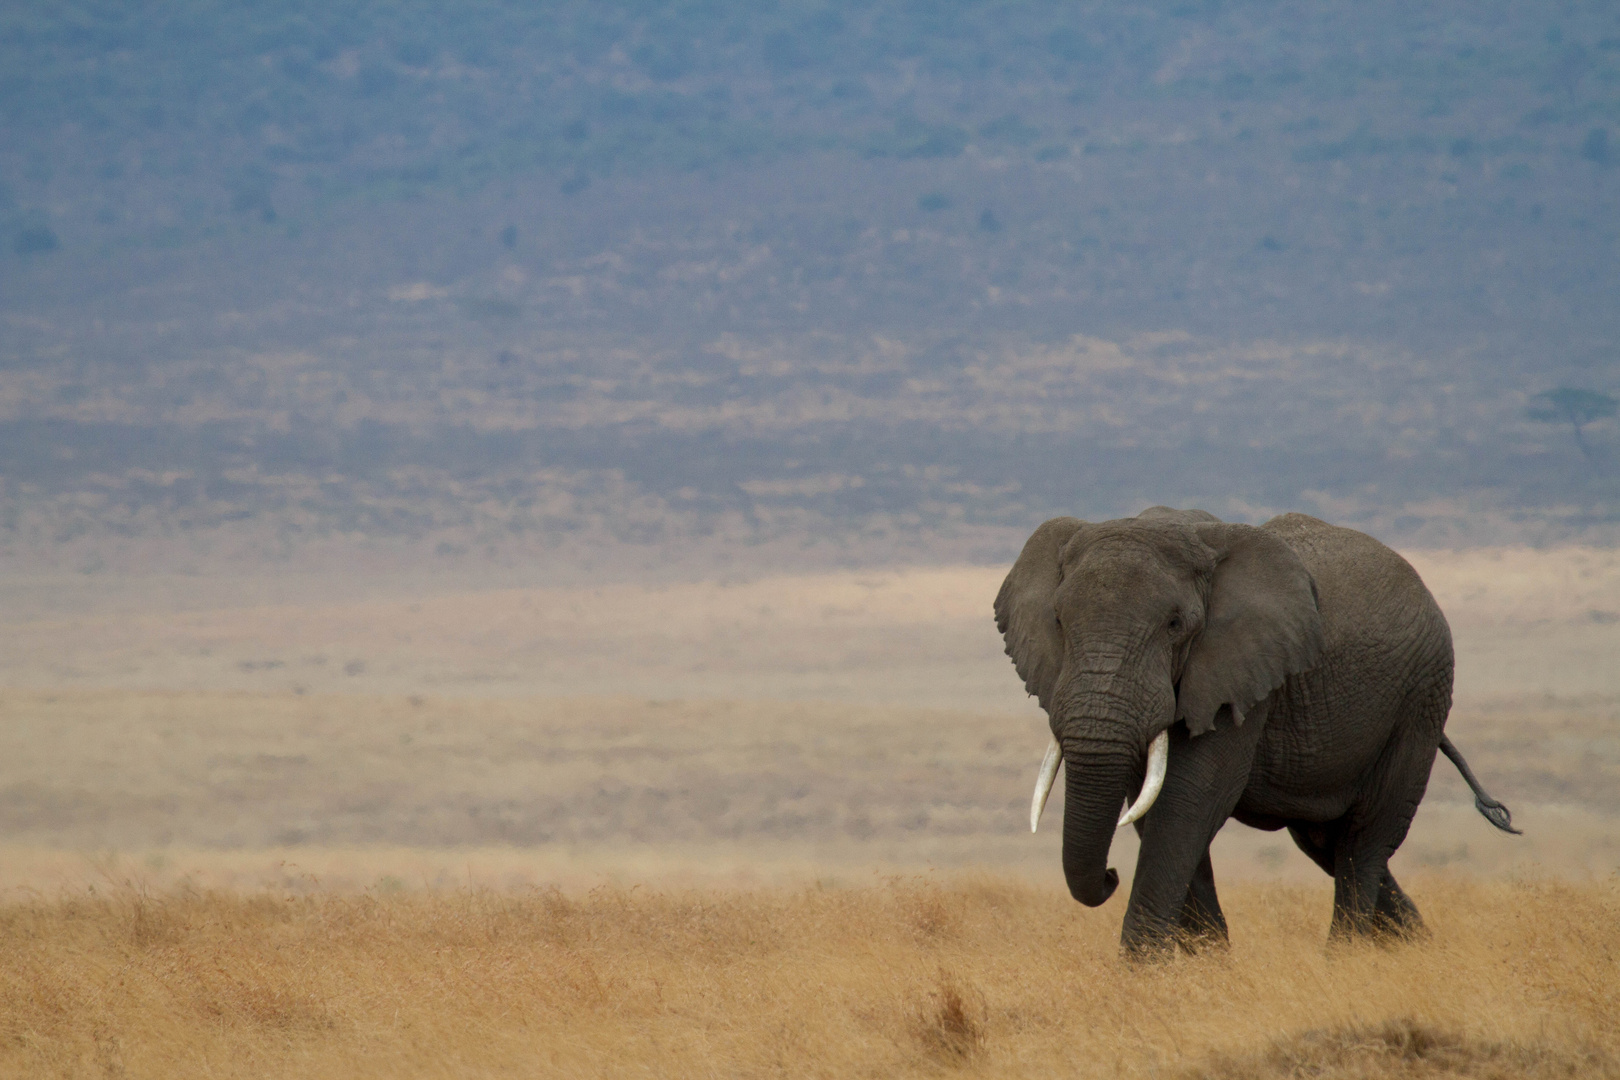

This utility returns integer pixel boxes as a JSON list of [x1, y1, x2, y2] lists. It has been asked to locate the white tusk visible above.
[[1030, 737, 1063, 833], [1118, 730, 1170, 827]]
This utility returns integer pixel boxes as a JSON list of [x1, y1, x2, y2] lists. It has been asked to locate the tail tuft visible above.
[[1475, 795, 1523, 835], [1439, 734, 1524, 836]]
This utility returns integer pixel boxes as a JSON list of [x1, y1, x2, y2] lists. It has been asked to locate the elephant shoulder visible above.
[[1262, 515, 1449, 646], [1258, 512, 1334, 544], [1256, 513, 1351, 578], [1260, 514, 1400, 573], [1261, 515, 1416, 578]]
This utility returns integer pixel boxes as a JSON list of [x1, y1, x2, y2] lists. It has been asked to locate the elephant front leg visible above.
[[1178, 849, 1228, 948], [1131, 819, 1227, 950], [1120, 720, 1261, 955]]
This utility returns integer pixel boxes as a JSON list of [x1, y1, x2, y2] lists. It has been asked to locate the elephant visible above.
[[996, 507, 1518, 953]]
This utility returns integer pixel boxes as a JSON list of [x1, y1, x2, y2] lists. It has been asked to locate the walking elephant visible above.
[[997, 507, 1518, 953]]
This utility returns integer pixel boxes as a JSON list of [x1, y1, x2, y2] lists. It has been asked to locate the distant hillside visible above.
[[6, 0, 1619, 226], [1, 1, 1617, 575]]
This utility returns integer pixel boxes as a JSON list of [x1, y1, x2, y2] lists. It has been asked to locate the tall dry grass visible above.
[[4, 875, 1616, 1079]]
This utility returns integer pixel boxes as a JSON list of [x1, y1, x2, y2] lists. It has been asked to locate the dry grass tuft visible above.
[[1192, 1017, 1618, 1079], [2, 875, 1617, 1079], [911, 970, 986, 1064]]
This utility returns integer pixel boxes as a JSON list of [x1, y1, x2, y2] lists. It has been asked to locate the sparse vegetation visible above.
[[1, 876, 1615, 1078]]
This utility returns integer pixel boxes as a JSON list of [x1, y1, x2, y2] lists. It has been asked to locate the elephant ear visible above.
[[995, 517, 1086, 714], [1177, 522, 1325, 736]]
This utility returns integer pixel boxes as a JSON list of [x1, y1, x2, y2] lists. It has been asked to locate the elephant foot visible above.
[[1119, 929, 1228, 962], [1327, 919, 1428, 951], [1175, 923, 1231, 955], [1120, 918, 1229, 960], [1119, 936, 1179, 963], [1328, 870, 1427, 946], [1327, 911, 1429, 947], [1119, 910, 1179, 960], [1374, 872, 1426, 933], [1176, 898, 1229, 951]]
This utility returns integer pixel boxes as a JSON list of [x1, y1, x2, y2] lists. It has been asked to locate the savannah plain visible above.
[[1, 543, 1618, 1078], [6, 3, 1620, 1072]]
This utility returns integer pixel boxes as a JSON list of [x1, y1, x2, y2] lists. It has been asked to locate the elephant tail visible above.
[[1439, 735, 1523, 835]]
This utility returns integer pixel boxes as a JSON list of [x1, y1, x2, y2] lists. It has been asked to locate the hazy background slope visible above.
[[2, 0, 1618, 577]]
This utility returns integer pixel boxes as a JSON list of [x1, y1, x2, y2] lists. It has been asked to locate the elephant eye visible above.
[[1167, 614, 1183, 632]]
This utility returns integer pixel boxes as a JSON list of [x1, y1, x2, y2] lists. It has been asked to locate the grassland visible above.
[[4, 876, 1617, 1079], [1, 546, 1617, 1076]]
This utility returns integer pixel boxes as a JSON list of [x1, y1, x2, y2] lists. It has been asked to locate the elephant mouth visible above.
[[1029, 729, 1169, 833]]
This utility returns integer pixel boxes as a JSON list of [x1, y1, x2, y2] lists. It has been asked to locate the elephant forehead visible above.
[[1062, 520, 1214, 578], [1057, 553, 1191, 615]]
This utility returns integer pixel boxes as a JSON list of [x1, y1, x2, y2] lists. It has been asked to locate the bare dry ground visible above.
[[0, 687, 1614, 896], [3, 877, 1617, 1079], [1, 545, 1617, 707], [0, 562, 1030, 708]]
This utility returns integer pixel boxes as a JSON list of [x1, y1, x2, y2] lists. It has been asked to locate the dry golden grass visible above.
[[3, 875, 1616, 1079]]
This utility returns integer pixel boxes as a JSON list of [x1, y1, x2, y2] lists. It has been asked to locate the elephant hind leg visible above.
[[1374, 870, 1425, 937], [1329, 717, 1439, 940], [1287, 821, 1424, 936], [1330, 816, 1427, 940]]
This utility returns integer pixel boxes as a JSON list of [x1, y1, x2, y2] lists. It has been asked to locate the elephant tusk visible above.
[[1117, 730, 1170, 827], [1030, 737, 1063, 833]]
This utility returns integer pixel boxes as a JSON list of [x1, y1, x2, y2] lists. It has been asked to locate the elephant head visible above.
[[995, 509, 1324, 907]]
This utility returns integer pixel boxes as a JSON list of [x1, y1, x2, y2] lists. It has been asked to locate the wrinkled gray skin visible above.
[[997, 508, 1515, 953]]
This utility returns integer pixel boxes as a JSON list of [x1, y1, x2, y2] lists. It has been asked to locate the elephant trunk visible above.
[[1060, 740, 1135, 907]]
